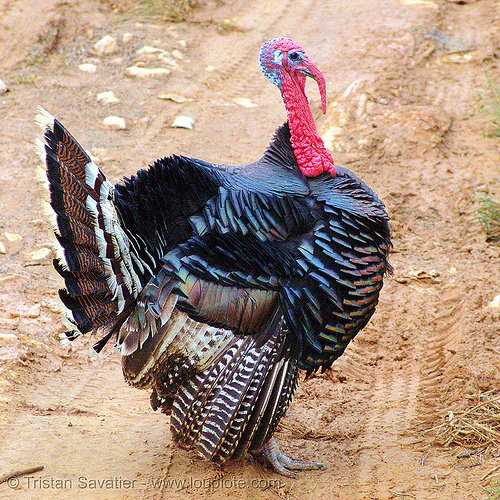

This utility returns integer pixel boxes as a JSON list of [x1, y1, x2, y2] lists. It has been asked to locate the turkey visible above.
[[35, 37, 391, 478]]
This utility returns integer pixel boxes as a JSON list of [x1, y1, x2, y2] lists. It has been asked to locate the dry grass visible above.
[[486, 78, 500, 138], [135, 0, 204, 21], [477, 191, 500, 243], [429, 394, 500, 449]]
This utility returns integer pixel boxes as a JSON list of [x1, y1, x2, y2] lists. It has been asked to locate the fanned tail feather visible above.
[[35, 107, 141, 348]]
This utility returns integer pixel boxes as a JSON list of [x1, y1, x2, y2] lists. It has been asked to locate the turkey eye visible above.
[[289, 52, 299, 61]]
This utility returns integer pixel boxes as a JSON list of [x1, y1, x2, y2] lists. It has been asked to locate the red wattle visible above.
[[281, 74, 336, 178]]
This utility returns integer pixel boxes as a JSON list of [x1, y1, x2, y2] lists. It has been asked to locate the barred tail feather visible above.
[[170, 328, 297, 464], [35, 107, 141, 347], [243, 355, 299, 454]]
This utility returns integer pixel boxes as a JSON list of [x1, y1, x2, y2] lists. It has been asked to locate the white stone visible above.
[[94, 35, 118, 55], [489, 294, 500, 308], [0, 241, 5, 254], [233, 97, 257, 108], [158, 52, 177, 66], [103, 116, 126, 130], [157, 93, 192, 103], [0, 79, 8, 95], [136, 45, 164, 55], [28, 247, 52, 261], [4, 232, 22, 242], [171, 116, 194, 130], [122, 32, 133, 45], [97, 91, 119, 104], [0, 333, 18, 342], [124, 66, 170, 78], [79, 63, 97, 73]]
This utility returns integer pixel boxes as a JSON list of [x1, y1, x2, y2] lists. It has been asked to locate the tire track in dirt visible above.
[[203, 0, 317, 91], [348, 243, 468, 495], [354, 348, 421, 497], [347, 272, 468, 495], [417, 289, 467, 424], [131, 0, 317, 158], [0, 356, 169, 500], [0, 0, 58, 69]]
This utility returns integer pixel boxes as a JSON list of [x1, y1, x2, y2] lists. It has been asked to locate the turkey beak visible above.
[[302, 61, 327, 114]]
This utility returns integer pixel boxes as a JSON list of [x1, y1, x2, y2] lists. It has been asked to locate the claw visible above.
[[251, 438, 323, 478]]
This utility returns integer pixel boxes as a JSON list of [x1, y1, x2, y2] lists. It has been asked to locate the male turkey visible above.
[[36, 37, 391, 477]]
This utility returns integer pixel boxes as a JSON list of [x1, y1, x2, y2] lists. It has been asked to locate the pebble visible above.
[[28, 247, 52, 261], [0, 79, 8, 95], [103, 116, 126, 130], [136, 45, 164, 55], [157, 93, 192, 103], [0, 241, 5, 254], [489, 294, 500, 308], [94, 35, 118, 55], [0, 333, 18, 342], [158, 52, 177, 66], [4, 232, 22, 242], [124, 66, 171, 78], [171, 115, 194, 130], [79, 63, 97, 73], [233, 97, 257, 108], [122, 32, 133, 45], [97, 90, 119, 104]]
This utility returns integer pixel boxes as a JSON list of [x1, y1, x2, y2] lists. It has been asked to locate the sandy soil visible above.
[[1, 0, 500, 498]]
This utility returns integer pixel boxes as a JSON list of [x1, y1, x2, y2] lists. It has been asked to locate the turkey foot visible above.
[[252, 437, 323, 478]]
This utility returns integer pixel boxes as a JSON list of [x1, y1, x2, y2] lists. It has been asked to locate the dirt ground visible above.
[[1, 0, 500, 498]]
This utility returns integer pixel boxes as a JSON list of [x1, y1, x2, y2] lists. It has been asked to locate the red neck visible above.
[[281, 74, 335, 177]]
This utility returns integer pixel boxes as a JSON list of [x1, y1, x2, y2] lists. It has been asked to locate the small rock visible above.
[[136, 45, 164, 55], [122, 32, 133, 45], [79, 63, 97, 73], [97, 91, 120, 104], [103, 116, 126, 130], [0, 241, 5, 254], [172, 49, 184, 60], [158, 52, 177, 66], [28, 247, 52, 261], [0, 79, 8, 95], [171, 115, 194, 130], [233, 97, 257, 108], [0, 333, 18, 342], [489, 294, 500, 308], [124, 66, 171, 78], [157, 93, 192, 103], [26, 303, 41, 318], [4, 232, 22, 242], [94, 35, 118, 55]]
